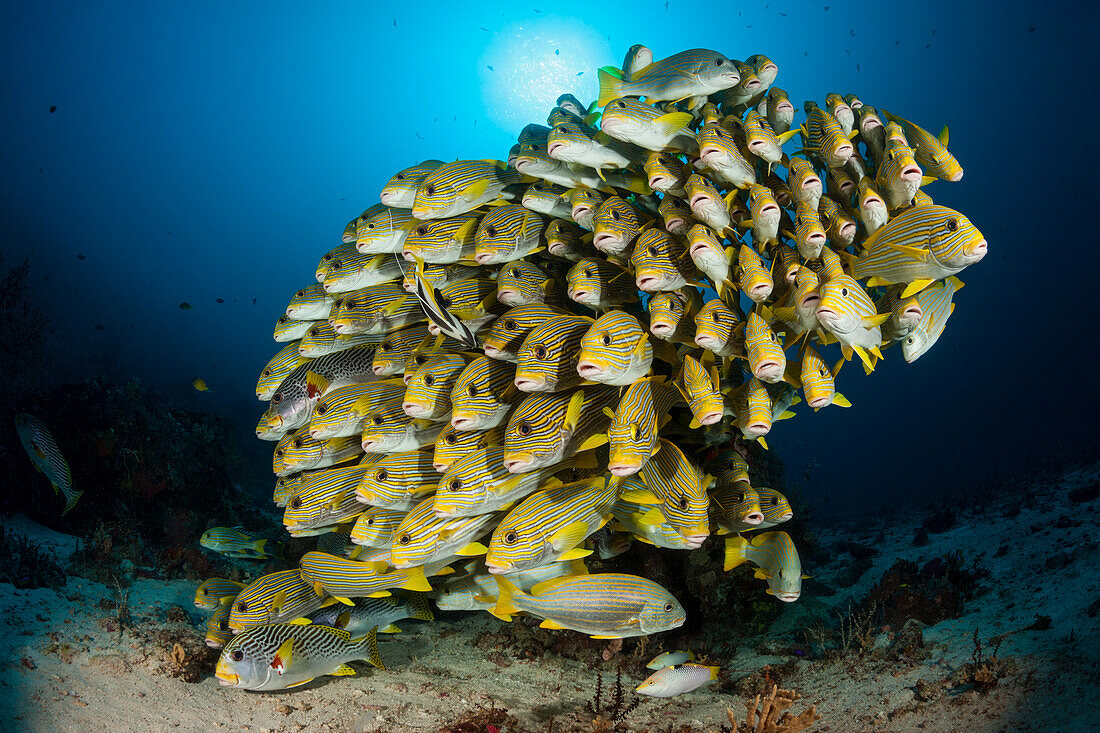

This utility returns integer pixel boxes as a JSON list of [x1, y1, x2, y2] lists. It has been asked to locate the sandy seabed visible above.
[[2, 463, 1097, 733]]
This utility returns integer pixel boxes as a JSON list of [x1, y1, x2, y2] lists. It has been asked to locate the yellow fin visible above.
[[305, 371, 330, 398], [619, 487, 661, 505], [901, 278, 934, 298], [832, 392, 852, 407], [540, 619, 567, 630], [454, 542, 489, 557], [637, 507, 666, 526], [334, 596, 355, 606], [379, 624, 402, 633], [558, 547, 593, 561], [270, 638, 294, 673], [563, 391, 586, 434], [885, 243, 930, 261], [862, 312, 890, 328], [460, 179, 491, 202], [602, 406, 617, 419], [367, 591, 392, 598], [590, 635, 621, 639], [551, 521, 592, 551], [652, 112, 693, 136], [286, 617, 312, 625], [331, 664, 357, 676], [400, 566, 433, 593], [577, 432, 608, 451]]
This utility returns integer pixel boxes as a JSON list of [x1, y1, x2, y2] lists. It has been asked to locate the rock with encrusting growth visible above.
[[727, 684, 821, 733]]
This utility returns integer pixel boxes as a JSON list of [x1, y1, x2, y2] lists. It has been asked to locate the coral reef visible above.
[[859, 551, 986, 629], [726, 685, 821, 733]]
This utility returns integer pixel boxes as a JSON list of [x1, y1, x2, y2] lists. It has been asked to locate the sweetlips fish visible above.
[[881, 110, 963, 181], [515, 144, 646, 193], [433, 445, 592, 518], [324, 248, 406, 294], [402, 353, 470, 420], [380, 159, 445, 207], [769, 243, 801, 285], [544, 218, 596, 261], [876, 285, 923, 344], [783, 156, 822, 209], [694, 120, 755, 189], [714, 59, 763, 110], [727, 377, 774, 444], [798, 345, 852, 411], [282, 459, 378, 535], [856, 176, 889, 235], [493, 572, 686, 638], [610, 493, 698, 550], [273, 474, 300, 508], [205, 602, 234, 649], [621, 44, 654, 81], [286, 282, 335, 321], [473, 203, 546, 265], [358, 401, 446, 454], [355, 450, 439, 511], [647, 650, 695, 670], [330, 283, 425, 335], [815, 273, 887, 373], [723, 530, 804, 602], [800, 101, 854, 168], [707, 448, 750, 487], [636, 663, 721, 697], [432, 424, 504, 472], [657, 194, 695, 234], [743, 310, 786, 383], [274, 315, 318, 342], [629, 438, 711, 547], [563, 187, 606, 231], [215, 622, 383, 691], [370, 323, 432, 376], [298, 322, 380, 359], [353, 207, 418, 255], [693, 298, 745, 359], [228, 569, 330, 631], [591, 196, 648, 256], [496, 260, 558, 308], [599, 98, 698, 154], [577, 310, 652, 387], [855, 104, 887, 161], [401, 336, 468, 384], [676, 353, 725, 427], [411, 159, 520, 220], [684, 174, 733, 235], [484, 476, 617, 575], [643, 152, 690, 197], [902, 276, 964, 363], [632, 228, 701, 292], [850, 205, 986, 295], [297, 550, 442, 599], [606, 376, 683, 476], [317, 241, 360, 283], [308, 593, 433, 635], [741, 110, 797, 171], [710, 483, 764, 534], [401, 213, 482, 264], [350, 506, 409, 548], [200, 527, 282, 560], [566, 257, 638, 310], [481, 304, 571, 362], [546, 122, 645, 172], [514, 314, 596, 393], [757, 487, 793, 529], [817, 195, 858, 248], [276, 431, 363, 476], [450, 356, 519, 430], [875, 124, 924, 209], [736, 243, 774, 303], [257, 342, 307, 400], [790, 199, 827, 260], [195, 578, 246, 611], [765, 86, 795, 134], [741, 183, 782, 251], [433, 560, 584, 612], [308, 380, 407, 439], [521, 182, 573, 219], [598, 48, 741, 106], [649, 288, 701, 345], [389, 496, 503, 568], [14, 414, 80, 515], [503, 387, 617, 473]]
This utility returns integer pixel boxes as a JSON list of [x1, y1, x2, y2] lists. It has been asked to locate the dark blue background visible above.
[[2, 1, 1092, 514]]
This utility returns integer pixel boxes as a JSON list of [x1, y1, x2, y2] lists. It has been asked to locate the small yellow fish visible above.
[[193, 379, 211, 392]]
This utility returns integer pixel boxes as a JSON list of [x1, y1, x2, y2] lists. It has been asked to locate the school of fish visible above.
[[198, 43, 985, 692]]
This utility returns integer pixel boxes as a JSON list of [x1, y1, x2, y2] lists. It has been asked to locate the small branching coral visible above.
[[726, 685, 821, 733], [0, 526, 66, 589], [585, 666, 644, 732]]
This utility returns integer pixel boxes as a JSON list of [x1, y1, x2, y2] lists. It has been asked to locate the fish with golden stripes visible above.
[[901, 276, 964, 363], [473, 203, 546, 265], [496, 260, 558, 307], [431, 424, 504, 473], [308, 380, 407, 439], [282, 458, 379, 535], [576, 310, 652, 386], [402, 353, 470, 420], [450, 356, 520, 430], [648, 288, 701, 345], [632, 228, 701, 293], [591, 196, 648, 256], [298, 550, 444, 599], [599, 98, 698, 154], [411, 160, 520, 220], [625, 438, 711, 547], [380, 159, 445, 208], [723, 530, 804, 602], [355, 450, 438, 511], [598, 48, 740, 106], [228, 569, 332, 631], [503, 386, 617, 473], [307, 592, 434, 635], [389, 496, 504, 568], [513, 313, 596, 393], [815, 273, 887, 373], [350, 506, 408, 549], [606, 376, 683, 476], [566, 257, 638, 310], [195, 578, 246, 611]]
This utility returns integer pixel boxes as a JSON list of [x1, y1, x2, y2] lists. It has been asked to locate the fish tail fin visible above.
[[407, 593, 435, 622], [60, 488, 82, 516], [492, 576, 521, 619], [353, 626, 385, 670], [723, 535, 750, 572], [400, 566, 433, 593], [597, 67, 625, 107]]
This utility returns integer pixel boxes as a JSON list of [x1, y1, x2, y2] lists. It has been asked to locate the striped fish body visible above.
[[257, 342, 308, 401], [493, 572, 685, 637], [694, 121, 755, 189], [742, 111, 789, 167], [565, 187, 605, 231], [474, 204, 546, 265], [309, 380, 407, 439], [784, 157, 822, 210], [308, 593, 433, 635], [577, 311, 651, 386], [450, 357, 519, 430], [649, 289, 701, 345], [875, 286, 923, 343], [323, 251, 404, 293], [14, 414, 79, 515], [481, 304, 572, 361], [216, 623, 383, 691], [566, 257, 638, 310], [278, 431, 363, 475], [660, 196, 696, 235], [621, 44, 654, 80], [902, 276, 963, 363], [350, 506, 409, 548], [355, 450, 438, 511], [772, 266, 821, 343], [799, 345, 846, 411], [286, 283, 335, 321], [765, 381, 799, 421], [801, 102, 854, 168], [857, 176, 889, 234], [693, 299, 745, 358], [736, 244, 774, 303], [317, 241, 361, 283], [611, 495, 699, 550], [380, 159, 446, 208], [371, 324, 431, 377], [875, 130, 923, 209], [503, 386, 618, 473], [497, 260, 558, 308], [608, 379, 683, 475], [274, 315, 319, 342], [403, 262, 480, 294], [599, 98, 699, 154], [723, 530, 802, 601], [545, 218, 597, 261], [432, 278, 503, 335], [765, 87, 795, 135], [881, 111, 962, 181], [432, 424, 504, 472], [259, 346, 379, 437], [677, 354, 725, 427], [547, 123, 644, 170], [706, 448, 750, 488], [331, 282, 425, 335], [521, 182, 573, 219], [713, 59, 762, 110], [636, 439, 710, 544], [852, 205, 986, 286], [486, 477, 617, 574], [402, 213, 481, 264], [825, 93, 855, 136], [684, 174, 732, 233], [633, 229, 701, 293], [359, 407, 445, 454], [273, 474, 301, 507], [790, 201, 826, 261], [513, 146, 607, 190], [744, 312, 786, 383], [403, 353, 469, 420], [729, 378, 773, 439], [592, 196, 646, 256], [598, 48, 740, 105], [818, 194, 857, 247], [686, 224, 733, 297], [283, 459, 377, 534], [228, 569, 325, 631], [435, 445, 577, 518], [402, 338, 469, 384], [205, 601, 234, 648], [643, 152, 690, 197], [298, 551, 439, 598], [299, 323, 381, 359], [435, 561, 582, 612], [757, 487, 793, 529], [855, 105, 887, 161], [514, 314, 596, 393], [195, 578, 246, 610], [746, 184, 781, 248], [200, 527, 281, 560], [816, 273, 885, 359], [412, 160, 519, 220], [710, 483, 763, 534], [390, 497, 503, 568]]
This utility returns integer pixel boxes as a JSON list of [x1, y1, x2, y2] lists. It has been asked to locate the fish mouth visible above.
[[799, 293, 820, 309], [403, 401, 431, 418], [809, 395, 831, 409], [482, 344, 503, 358], [474, 252, 497, 265], [361, 437, 383, 451], [760, 204, 780, 217], [750, 282, 772, 299], [683, 534, 709, 549], [572, 205, 595, 219], [568, 287, 590, 302], [903, 305, 923, 321], [503, 454, 532, 473], [688, 193, 711, 209], [948, 169, 964, 182], [636, 275, 664, 291], [432, 461, 448, 472], [743, 421, 770, 437], [664, 218, 686, 233], [839, 221, 856, 240], [902, 165, 922, 181], [775, 592, 800, 603], [802, 178, 822, 190], [967, 239, 987, 258], [748, 140, 767, 154], [807, 232, 826, 246], [815, 307, 837, 323], [834, 144, 853, 160], [698, 410, 723, 425], [694, 333, 715, 348], [743, 78, 761, 90], [688, 241, 713, 257], [778, 102, 794, 114], [433, 508, 457, 519], [648, 176, 670, 189], [608, 462, 642, 477], [484, 560, 512, 574], [698, 145, 723, 161], [497, 288, 518, 303], [592, 232, 618, 251], [576, 361, 604, 378], [839, 182, 855, 196], [514, 377, 547, 392], [547, 141, 566, 157], [514, 159, 535, 173], [754, 361, 783, 380], [744, 511, 764, 525], [215, 671, 239, 686]]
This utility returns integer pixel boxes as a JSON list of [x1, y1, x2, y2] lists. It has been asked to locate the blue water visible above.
[[1, 0, 1092, 513]]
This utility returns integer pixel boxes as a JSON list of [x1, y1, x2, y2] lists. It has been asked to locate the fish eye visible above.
[[906, 337, 914, 344], [584, 268, 594, 278], [295, 290, 304, 298], [610, 210, 620, 221], [278, 316, 289, 324], [819, 367, 827, 376], [376, 470, 388, 481], [486, 226, 498, 237], [601, 333, 611, 346], [315, 404, 327, 416], [415, 226, 427, 236], [767, 496, 777, 506], [445, 433, 457, 445], [399, 534, 411, 545], [517, 421, 532, 436], [467, 384, 478, 397], [649, 245, 659, 257], [366, 516, 375, 526], [236, 602, 247, 613], [505, 320, 517, 330], [323, 254, 333, 261], [395, 173, 405, 180], [275, 448, 284, 457], [423, 374, 435, 386], [733, 491, 743, 501], [632, 425, 640, 439], [231, 650, 244, 661], [290, 497, 302, 510], [415, 355, 427, 364], [262, 369, 272, 376], [531, 144, 540, 151], [712, 312, 720, 323], [273, 394, 283, 404], [372, 415, 384, 425], [425, 186, 436, 196], [664, 602, 675, 612], [715, 58, 724, 65], [331, 261, 342, 270], [292, 439, 303, 448], [678, 497, 689, 509], [347, 300, 358, 308], [450, 479, 462, 490], [841, 288, 849, 297], [946, 219, 958, 231], [534, 346, 548, 359], [366, 223, 375, 229], [504, 531, 518, 544]]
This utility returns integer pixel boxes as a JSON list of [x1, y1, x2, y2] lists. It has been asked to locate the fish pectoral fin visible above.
[[331, 664, 357, 676], [379, 624, 403, 633], [754, 569, 770, 580], [900, 279, 934, 298], [551, 521, 593, 552], [270, 638, 295, 674], [885, 243, 930, 261], [334, 596, 356, 606], [577, 433, 608, 451], [367, 591, 392, 598], [286, 617, 312, 625], [459, 179, 491, 202], [637, 507, 666, 526], [454, 542, 489, 557], [539, 619, 568, 630], [589, 634, 621, 639], [283, 678, 315, 688], [832, 392, 852, 407], [862, 312, 890, 328], [558, 547, 593, 561], [619, 487, 661, 505], [652, 112, 693, 136]]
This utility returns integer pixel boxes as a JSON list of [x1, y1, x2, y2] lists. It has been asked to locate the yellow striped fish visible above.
[[200, 527, 282, 560], [308, 380, 407, 439], [298, 551, 439, 599], [273, 473, 301, 508], [742, 110, 797, 170], [274, 315, 319, 342], [330, 282, 425, 336], [485, 476, 618, 574], [875, 124, 924, 209], [481, 304, 571, 362], [257, 342, 307, 401], [607, 376, 684, 476], [693, 298, 745, 358], [493, 572, 685, 638], [390, 497, 503, 568], [711, 483, 763, 534], [880, 111, 963, 182], [902, 276, 964, 363], [706, 448, 750, 488], [686, 225, 735, 298], [850, 205, 986, 294], [503, 386, 617, 473], [282, 458, 378, 535], [402, 213, 482, 264], [411, 159, 520, 220], [317, 241, 360, 283], [358, 403, 445, 454], [818, 195, 857, 248], [758, 487, 793, 529], [564, 187, 605, 231], [401, 262, 480, 295], [322, 251, 404, 294], [798, 345, 852, 411], [855, 104, 887, 161], [514, 314, 596, 393], [765, 87, 795, 135], [816, 273, 888, 373], [728, 377, 773, 443], [435, 560, 584, 613], [298, 322, 381, 359], [259, 345, 380, 436], [876, 286, 924, 344], [599, 98, 698, 154], [592, 196, 647, 256], [401, 336, 468, 384], [694, 120, 755, 189], [546, 122, 644, 172], [598, 48, 740, 106], [723, 531, 803, 602], [355, 450, 438, 511], [352, 206, 414, 254], [432, 424, 504, 472], [743, 310, 786, 384], [649, 289, 701, 345], [856, 176, 889, 235], [632, 228, 700, 293], [741, 184, 782, 251], [736, 243, 773, 303], [204, 601, 234, 649], [496, 260, 558, 308], [380, 159, 445, 208], [521, 182, 573, 219], [544, 218, 595, 261], [630, 439, 710, 547], [350, 506, 409, 549], [473, 204, 546, 265], [278, 432, 363, 476], [577, 311, 652, 386], [195, 578, 246, 611], [784, 157, 822, 209], [402, 353, 470, 420], [566, 257, 638, 310], [643, 152, 690, 197], [676, 353, 725, 428], [228, 569, 330, 631], [611, 492, 697, 550], [450, 356, 519, 431], [286, 283, 335, 321], [800, 101, 854, 168], [371, 323, 431, 377]]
